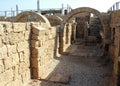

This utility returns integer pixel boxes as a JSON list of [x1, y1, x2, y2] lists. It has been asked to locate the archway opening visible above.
[[60, 7, 105, 56], [75, 12, 103, 46]]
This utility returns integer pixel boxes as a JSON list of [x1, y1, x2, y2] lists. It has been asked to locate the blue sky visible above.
[[0, 0, 119, 12]]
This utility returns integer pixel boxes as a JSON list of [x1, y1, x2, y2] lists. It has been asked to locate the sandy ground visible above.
[[27, 44, 113, 86]]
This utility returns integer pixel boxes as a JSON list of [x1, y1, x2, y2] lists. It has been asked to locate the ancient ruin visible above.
[[0, 2, 120, 86]]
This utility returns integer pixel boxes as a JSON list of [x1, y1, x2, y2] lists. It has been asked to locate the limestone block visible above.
[[11, 79, 23, 86], [0, 60, 4, 73], [4, 57, 13, 69], [17, 42, 25, 52], [3, 23, 13, 34], [17, 41, 29, 52], [19, 52, 24, 62], [25, 23, 31, 30], [24, 30, 30, 40], [17, 32, 25, 42], [39, 30, 47, 35], [24, 50, 30, 66], [48, 34, 53, 39], [2, 34, 9, 44], [0, 45, 8, 59], [0, 24, 4, 35], [12, 53, 19, 65], [19, 62, 28, 74], [0, 68, 14, 84], [32, 26, 47, 35], [21, 69, 30, 83], [38, 35, 45, 42], [7, 44, 17, 56], [13, 23, 26, 32], [0, 82, 5, 86], [8, 33, 19, 44], [7, 32, 24, 44], [0, 37, 2, 48], [13, 65, 19, 80]]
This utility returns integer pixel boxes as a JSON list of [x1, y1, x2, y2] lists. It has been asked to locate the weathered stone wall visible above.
[[76, 17, 88, 38], [0, 21, 59, 86], [109, 10, 120, 86], [63, 23, 72, 52], [59, 21, 78, 54], [30, 23, 58, 79], [0, 22, 31, 86]]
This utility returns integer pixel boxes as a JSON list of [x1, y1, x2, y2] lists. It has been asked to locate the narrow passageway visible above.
[[28, 40, 113, 86]]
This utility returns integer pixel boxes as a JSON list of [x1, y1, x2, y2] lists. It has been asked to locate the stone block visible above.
[[13, 65, 19, 80], [32, 25, 47, 35], [19, 62, 27, 74], [12, 53, 19, 65], [12, 79, 23, 86], [25, 23, 31, 30], [0, 24, 4, 35], [0, 60, 4, 73], [0, 37, 2, 48], [13, 23, 26, 32], [0, 68, 14, 84], [17, 32, 25, 41], [3, 23, 13, 34], [21, 69, 30, 83], [7, 32, 24, 44], [4, 57, 13, 69], [24, 30, 30, 40], [2, 34, 9, 44], [0, 45, 8, 59], [7, 44, 17, 56], [19, 52, 24, 62], [17, 41, 29, 52]]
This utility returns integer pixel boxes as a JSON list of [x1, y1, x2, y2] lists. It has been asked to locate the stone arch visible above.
[[15, 11, 51, 27], [59, 7, 106, 54], [46, 15, 63, 26], [63, 7, 102, 24]]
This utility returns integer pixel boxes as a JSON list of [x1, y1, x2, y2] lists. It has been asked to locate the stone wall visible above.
[[0, 22, 31, 86], [76, 17, 88, 38], [59, 22, 78, 54], [0, 21, 59, 86], [109, 10, 120, 86], [30, 23, 58, 79]]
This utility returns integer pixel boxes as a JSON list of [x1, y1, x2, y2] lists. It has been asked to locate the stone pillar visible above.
[[59, 24, 64, 54], [84, 22, 88, 40], [66, 23, 69, 44], [113, 25, 120, 86], [71, 22, 77, 43]]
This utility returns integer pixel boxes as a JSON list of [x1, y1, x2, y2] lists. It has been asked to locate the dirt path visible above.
[[28, 44, 113, 86]]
